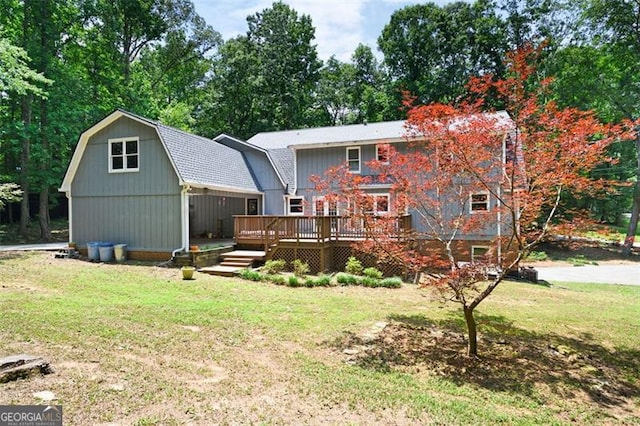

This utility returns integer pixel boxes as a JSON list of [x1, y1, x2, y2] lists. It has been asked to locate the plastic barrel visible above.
[[114, 244, 127, 262], [98, 242, 114, 262], [87, 242, 100, 260]]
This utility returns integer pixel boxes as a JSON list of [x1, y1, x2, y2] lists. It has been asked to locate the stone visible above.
[[33, 391, 56, 402], [0, 354, 53, 383]]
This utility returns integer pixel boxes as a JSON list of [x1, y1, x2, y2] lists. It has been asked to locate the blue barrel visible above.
[[98, 242, 114, 262], [87, 242, 100, 260]]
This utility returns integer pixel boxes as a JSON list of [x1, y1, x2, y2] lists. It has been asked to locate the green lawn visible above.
[[0, 251, 638, 425]]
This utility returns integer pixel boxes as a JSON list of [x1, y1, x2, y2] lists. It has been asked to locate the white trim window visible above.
[[470, 192, 490, 213], [373, 194, 390, 214], [346, 147, 361, 173], [109, 137, 139, 173], [313, 196, 338, 216], [287, 196, 304, 216], [363, 193, 390, 215], [376, 143, 390, 164], [471, 246, 490, 262]]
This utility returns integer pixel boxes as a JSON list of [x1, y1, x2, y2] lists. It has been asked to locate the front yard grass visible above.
[[0, 251, 638, 425]]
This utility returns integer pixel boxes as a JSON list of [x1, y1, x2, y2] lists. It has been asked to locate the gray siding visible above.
[[72, 117, 180, 197], [295, 142, 407, 192], [243, 150, 285, 214], [295, 141, 503, 241], [70, 117, 182, 251], [263, 189, 284, 215], [189, 194, 247, 238], [71, 195, 181, 250]]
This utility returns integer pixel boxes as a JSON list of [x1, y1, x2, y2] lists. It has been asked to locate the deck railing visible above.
[[234, 215, 412, 249]]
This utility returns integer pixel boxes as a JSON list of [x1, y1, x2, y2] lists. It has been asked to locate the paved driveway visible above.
[[0, 242, 67, 251], [536, 264, 640, 286]]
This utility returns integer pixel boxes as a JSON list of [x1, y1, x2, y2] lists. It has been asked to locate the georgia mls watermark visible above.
[[0, 405, 62, 426]]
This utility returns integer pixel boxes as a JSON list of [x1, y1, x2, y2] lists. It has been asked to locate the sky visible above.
[[191, 0, 455, 62]]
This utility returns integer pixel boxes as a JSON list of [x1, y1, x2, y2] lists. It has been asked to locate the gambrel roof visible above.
[[60, 109, 261, 194]]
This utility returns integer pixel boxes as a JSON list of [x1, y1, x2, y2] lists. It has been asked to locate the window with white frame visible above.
[[287, 196, 304, 215], [376, 143, 390, 164], [346, 147, 361, 173], [363, 194, 390, 215], [470, 192, 489, 212], [374, 194, 390, 214], [313, 197, 338, 216], [109, 137, 139, 173], [471, 246, 489, 262]]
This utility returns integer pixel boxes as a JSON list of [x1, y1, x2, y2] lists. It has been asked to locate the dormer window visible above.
[[346, 147, 360, 173], [109, 137, 139, 173]]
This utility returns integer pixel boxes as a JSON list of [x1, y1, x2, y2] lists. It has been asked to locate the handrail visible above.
[[234, 215, 412, 246]]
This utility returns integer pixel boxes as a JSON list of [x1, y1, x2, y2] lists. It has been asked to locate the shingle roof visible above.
[[247, 120, 409, 149], [156, 124, 260, 192], [266, 148, 295, 193]]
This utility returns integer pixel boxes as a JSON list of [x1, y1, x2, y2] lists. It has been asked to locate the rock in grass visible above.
[[33, 390, 57, 401], [0, 354, 53, 383]]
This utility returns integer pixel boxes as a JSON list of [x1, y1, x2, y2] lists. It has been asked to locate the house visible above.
[[59, 109, 285, 260], [60, 109, 513, 271]]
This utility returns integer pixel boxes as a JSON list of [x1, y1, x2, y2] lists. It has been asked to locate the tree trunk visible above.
[[19, 95, 31, 236], [622, 133, 640, 256], [463, 306, 478, 357], [38, 188, 50, 241]]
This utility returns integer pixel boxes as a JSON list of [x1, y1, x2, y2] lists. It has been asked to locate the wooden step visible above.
[[200, 265, 242, 277], [220, 260, 253, 268]]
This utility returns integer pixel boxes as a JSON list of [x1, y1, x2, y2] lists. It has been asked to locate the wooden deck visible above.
[[234, 215, 411, 248], [233, 215, 412, 274]]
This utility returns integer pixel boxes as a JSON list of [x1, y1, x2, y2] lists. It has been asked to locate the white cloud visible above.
[[192, 0, 449, 62]]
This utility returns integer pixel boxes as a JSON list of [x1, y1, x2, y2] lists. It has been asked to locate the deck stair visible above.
[[199, 250, 266, 277]]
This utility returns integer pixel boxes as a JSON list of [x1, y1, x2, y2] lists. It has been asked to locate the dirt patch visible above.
[[330, 320, 640, 420]]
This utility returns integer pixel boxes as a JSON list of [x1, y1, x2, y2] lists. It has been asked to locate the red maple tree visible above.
[[313, 45, 636, 357]]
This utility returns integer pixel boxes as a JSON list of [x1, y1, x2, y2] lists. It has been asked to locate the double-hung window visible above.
[[287, 197, 304, 216], [109, 137, 139, 173], [346, 147, 361, 173], [470, 192, 489, 213], [471, 246, 489, 262], [376, 143, 390, 164]]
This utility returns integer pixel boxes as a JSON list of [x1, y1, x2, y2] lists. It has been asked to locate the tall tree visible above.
[[378, 0, 506, 109], [562, 0, 640, 255], [246, 1, 322, 131], [315, 56, 356, 126], [197, 35, 261, 139]]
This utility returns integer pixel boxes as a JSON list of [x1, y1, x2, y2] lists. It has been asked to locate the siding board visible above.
[[70, 117, 182, 251]]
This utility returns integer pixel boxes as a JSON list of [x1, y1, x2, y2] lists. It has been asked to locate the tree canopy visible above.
[[0, 0, 637, 250]]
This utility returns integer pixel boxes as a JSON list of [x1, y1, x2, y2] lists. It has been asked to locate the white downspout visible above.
[[66, 192, 73, 243], [172, 185, 190, 257]]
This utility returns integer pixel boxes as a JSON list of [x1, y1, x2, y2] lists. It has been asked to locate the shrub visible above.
[[345, 256, 363, 275], [292, 259, 310, 277], [262, 259, 287, 274], [380, 277, 403, 288], [304, 277, 315, 288], [266, 274, 286, 285], [525, 251, 548, 262], [336, 273, 358, 286], [238, 269, 262, 281], [360, 276, 379, 287], [314, 274, 333, 287], [363, 267, 383, 280], [287, 275, 302, 287]]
